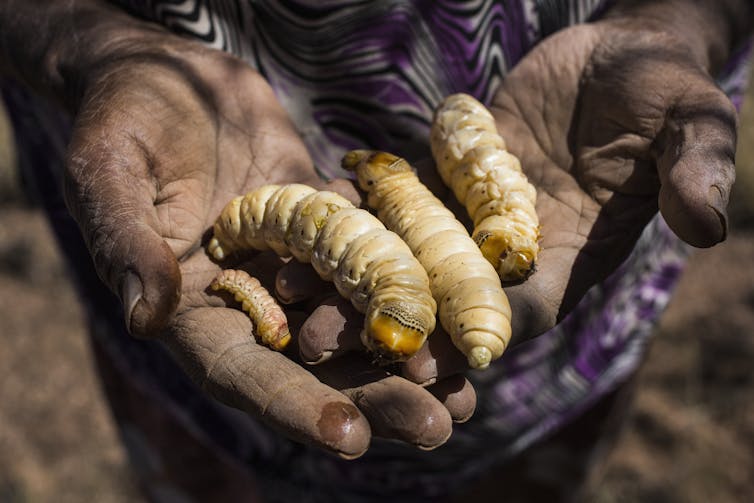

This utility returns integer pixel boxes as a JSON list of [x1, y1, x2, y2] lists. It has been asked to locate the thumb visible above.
[[656, 77, 737, 247], [65, 134, 181, 338]]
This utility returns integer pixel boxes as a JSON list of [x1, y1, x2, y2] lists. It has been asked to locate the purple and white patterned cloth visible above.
[[3, 1, 752, 501], [114, 0, 612, 173]]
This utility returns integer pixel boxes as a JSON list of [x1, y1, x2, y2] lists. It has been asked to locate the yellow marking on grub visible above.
[[367, 315, 426, 360]]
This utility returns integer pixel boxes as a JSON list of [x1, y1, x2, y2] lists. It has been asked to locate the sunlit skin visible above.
[[2, 0, 745, 465]]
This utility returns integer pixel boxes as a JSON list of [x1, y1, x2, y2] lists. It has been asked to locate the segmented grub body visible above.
[[430, 93, 540, 281], [211, 269, 291, 351], [208, 184, 437, 361], [343, 150, 512, 369]]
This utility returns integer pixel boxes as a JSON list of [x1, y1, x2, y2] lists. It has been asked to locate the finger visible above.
[[162, 306, 371, 459], [311, 356, 453, 450], [65, 133, 180, 338], [275, 260, 332, 304], [298, 296, 364, 364], [426, 375, 477, 423], [283, 309, 321, 363], [656, 74, 737, 247], [402, 327, 468, 385]]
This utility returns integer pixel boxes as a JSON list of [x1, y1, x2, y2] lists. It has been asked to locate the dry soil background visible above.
[[0, 80, 753, 502]]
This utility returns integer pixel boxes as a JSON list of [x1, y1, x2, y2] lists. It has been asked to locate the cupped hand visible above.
[[297, 17, 739, 384], [489, 18, 737, 342], [63, 36, 471, 458]]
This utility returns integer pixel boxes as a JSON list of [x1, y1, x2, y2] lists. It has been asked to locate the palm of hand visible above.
[[64, 20, 737, 456], [68, 47, 321, 323], [66, 45, 466, 458], [485, 22, 735, 342]]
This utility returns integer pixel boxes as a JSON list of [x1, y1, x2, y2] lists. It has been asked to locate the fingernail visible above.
[[302, 350, 333, 365], [121, 271, 143, 335], [453, 410, 474, 424], [275, 277, 307, 305], [414, 413, 453, 451], [317, 402, 369, 459], [276, 276, 292, 300], [276, 292, 305, 305], [416, 376, 438, 386], [707, 185, 728, 243]]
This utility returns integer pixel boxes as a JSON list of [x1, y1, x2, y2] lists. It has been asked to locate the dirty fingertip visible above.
[[427, 375, 477, 423], [121, 270, 144, 335], [298, 317, 333, 364], [121, 244, 181, 338], [298, 300, 363, 364], [402, 329, 467, 385], [275, 262, 325, 303], [342, 374, 453, 450], [317, 401, 371, 459], [401, 343, 439, 385], [413, 407, 454, 450]]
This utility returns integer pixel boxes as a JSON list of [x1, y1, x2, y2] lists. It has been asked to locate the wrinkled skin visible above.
[[65, 43, 466, 458], [305, 19, 738, 384], [491, 20, 735, 341], [63, 16, 737, 457]]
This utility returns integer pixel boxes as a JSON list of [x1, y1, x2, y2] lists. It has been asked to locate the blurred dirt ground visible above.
[[0, 103, 140, 501], [1, 77, 754, 502]]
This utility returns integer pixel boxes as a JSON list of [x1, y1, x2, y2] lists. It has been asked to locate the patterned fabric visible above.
[[3, 1, 752, 501], [114, 0, 606, 172]]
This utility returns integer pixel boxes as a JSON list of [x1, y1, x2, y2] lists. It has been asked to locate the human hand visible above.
[[487, 15, 739, 343], [297, 6, 743, 384], [63, 32, 473, 458]]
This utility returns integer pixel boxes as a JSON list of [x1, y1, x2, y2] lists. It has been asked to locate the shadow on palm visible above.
[[479, 22, 735, 343]]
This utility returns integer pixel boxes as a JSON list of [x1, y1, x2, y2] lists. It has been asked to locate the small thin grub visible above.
[[211, 269, 290, 351], [208, 184, 436, 361]]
